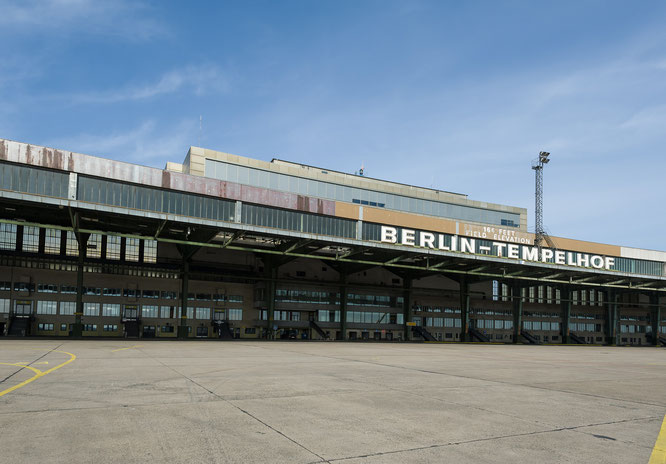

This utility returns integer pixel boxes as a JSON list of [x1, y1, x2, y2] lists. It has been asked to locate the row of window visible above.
[[2, 282, 242, 302], [274, 289, 405, 308], [0, 224, 157, 263], [1, 300, 243, 320], [204, 159, 521, 227]]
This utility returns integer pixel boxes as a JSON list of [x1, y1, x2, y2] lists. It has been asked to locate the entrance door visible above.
[[15, 302, 32, 317], [123, 305, 138, 320]]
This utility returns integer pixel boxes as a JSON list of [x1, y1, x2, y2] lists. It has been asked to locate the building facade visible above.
[[0, 138, 664, 345]]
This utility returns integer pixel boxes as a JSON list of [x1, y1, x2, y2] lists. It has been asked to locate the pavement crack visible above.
[[0, 343, 63, 386], [322, 416, 660, 462], [136, 347, 331, 463]]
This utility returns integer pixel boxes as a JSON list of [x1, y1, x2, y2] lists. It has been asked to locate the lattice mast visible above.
[[532, 151, 554, 249]]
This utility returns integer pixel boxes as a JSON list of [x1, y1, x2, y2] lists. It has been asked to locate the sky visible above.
[[1, 0, 665, 250]]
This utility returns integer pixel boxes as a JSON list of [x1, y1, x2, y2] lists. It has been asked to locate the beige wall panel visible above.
[[549, 236, 621, 256], [334, 202, 360, 220], [362, 207, 457, 235]]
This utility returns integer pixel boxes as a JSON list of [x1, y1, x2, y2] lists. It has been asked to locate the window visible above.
[[61, 323, 67, 331], [160, 306, 175, 318], [161, 325, 175, 333], [0, 223, 17, 250], [38, 323, 54, 331], [196, 326, 208, 337], [245, 328, 256, 334], [107, 236, 121, 260], [84, 287, 101, 296], [176, 307, 194, 319], [61, 285, 77, 294], [142, 305, 159, 318], [36, 301, 57, 315], [103, 288, 121, 297], [144, 240, 157, 263], [0, 282, 10, 291], [125, 238, 140, 262], [43, 229, 61, 254], [103, 324, 118, 332], [161, 291, 177, 299], [22, 226, 39, 252], [14, 282, 35, 292], [142, 290, 160, 299], [228, 295, 243, 303], [83, 324, 97, 332], [196, 307, 210, 320], [83, 303, 100, 317], [228, 309, 243, 320], [0, 299, 10, 314], [87, 234, 102, 258], [123, 289, 139, 298], [65, 231, 79, 256], [60, 302, 76, 315], [102, 304, 120, 317], [38, 284, 59, 293]]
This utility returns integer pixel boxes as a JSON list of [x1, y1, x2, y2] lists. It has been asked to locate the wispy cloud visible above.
[[48, 119, 198, 167], [0, 0, 165, 40], [66, 65, 230, 105]]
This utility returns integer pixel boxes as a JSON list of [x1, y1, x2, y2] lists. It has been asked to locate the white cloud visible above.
[[66, 65, 230, 104], [0, 0, 164, 40]]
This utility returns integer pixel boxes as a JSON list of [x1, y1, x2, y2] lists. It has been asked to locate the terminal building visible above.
[[0, 137, 664, 345]]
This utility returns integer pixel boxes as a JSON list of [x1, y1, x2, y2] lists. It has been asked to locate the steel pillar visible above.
[[650, 293, 660, 346], [561, 285, 572, 344], [177, 259, 189, 339], [606, 290, 618, 345], [459, 278, 470, 342], [339, 274, 348, 340], [512, 284, 523, 343], [72, 232, 89, 338], [403, 277, 413, 341], [266, 263, 277, 340]]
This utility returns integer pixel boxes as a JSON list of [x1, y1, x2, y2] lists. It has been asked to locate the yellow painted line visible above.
[[649, 414, 666, 464], [0, 362, 43, 376], [111, 345, 143, 352], [0, 350, 76, 398]]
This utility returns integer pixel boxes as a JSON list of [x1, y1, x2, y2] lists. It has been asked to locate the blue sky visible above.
[[1, 0, 665, 250]]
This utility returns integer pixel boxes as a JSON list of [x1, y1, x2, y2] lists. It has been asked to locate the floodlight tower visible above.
[[532, 151, 550, 249]]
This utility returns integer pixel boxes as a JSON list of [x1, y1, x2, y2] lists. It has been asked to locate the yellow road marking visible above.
[[0, 350, 76, 398], [35, 361, 49, 365], [111, 345, 143, 352], [650, 414, 666, 464]]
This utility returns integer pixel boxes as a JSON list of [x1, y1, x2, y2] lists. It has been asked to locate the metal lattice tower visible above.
[[532, 151, 550, 249]]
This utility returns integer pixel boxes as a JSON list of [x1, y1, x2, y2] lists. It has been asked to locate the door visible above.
[[15, 302, 32, 317]]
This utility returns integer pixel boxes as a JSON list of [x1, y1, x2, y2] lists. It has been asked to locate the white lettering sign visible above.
[[379, 225, 615, 271]]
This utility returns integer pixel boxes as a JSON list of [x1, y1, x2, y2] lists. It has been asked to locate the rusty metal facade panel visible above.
[[0, 138, 339, 218]]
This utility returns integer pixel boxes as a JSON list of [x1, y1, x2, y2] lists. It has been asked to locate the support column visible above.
[[459, 277, 470, 342], [72, 232, 89, 338], [266, 263, 277, 340], [177, 259, 189, 339], [38, 228, 46, 254], [403, 277, 413, 341], [339, 274, 348, 340], [512, 284, 523, 344], [650, 293, 660, 346], [605, 290, 618, 345], [561, 285, 572, 344]]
